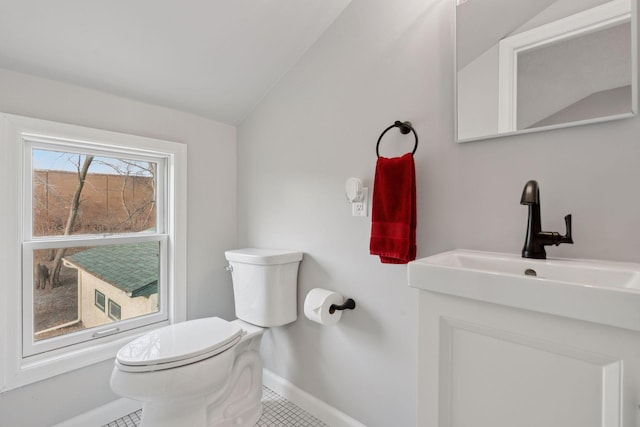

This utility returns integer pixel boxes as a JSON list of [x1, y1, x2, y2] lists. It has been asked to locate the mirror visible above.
[[456, 0, 637, 142]]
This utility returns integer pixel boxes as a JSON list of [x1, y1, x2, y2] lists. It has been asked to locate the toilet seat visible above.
[[115, 317, 243, 373]]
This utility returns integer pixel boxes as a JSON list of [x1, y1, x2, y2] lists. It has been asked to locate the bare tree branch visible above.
[[50, 155, 94, 287]]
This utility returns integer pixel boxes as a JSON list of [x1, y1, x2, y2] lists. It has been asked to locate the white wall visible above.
[[237, 0, 640, 426], [0, 68, 237, 426]]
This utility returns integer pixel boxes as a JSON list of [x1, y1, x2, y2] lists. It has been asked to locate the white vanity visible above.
[[408, 249, 640, 427]]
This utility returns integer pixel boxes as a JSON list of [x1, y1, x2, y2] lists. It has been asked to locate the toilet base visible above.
[[139, 397, 208, 427], [207, 401, 262, 427], [138, 398, 262, 427], [207, 350, 264, 427], [132, 349, 263, 427]]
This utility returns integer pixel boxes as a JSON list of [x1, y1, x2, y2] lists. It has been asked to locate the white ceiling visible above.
[[0, 0, 352, 124]]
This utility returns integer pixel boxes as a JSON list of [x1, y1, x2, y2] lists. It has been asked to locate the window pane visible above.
[[32, 242, 160, 342], [95, 290, 105, 311], [108, 300, 122, 321], [32, 149, 157, 237]]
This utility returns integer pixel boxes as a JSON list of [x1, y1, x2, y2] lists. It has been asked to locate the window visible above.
[[108, 300, 122, 321], [0, 114, 186, 391], [23, 141, 169, 356], [95, 290, 106, 311]]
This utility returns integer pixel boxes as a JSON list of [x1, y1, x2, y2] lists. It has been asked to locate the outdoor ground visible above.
[[33, 255, 85, 340]]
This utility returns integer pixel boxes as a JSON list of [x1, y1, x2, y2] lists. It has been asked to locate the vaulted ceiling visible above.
[[0, 0, 352, 124]]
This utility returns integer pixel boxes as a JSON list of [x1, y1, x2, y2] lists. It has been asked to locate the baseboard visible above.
[[52, 397, 141, 427], [262, 369, 366, 427], [55, 370, 365, 427]]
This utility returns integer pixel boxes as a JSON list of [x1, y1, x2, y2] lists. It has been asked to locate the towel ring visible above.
[[376, 121, 418, 158]]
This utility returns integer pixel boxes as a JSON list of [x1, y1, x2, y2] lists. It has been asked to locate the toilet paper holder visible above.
[[329, 298, 356, 314]]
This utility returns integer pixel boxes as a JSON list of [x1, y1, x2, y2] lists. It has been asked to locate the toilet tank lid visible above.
[[225, 248, 303, 265]]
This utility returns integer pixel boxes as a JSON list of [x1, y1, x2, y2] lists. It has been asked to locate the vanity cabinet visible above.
[[409, 250, 640, 427], [417, 291, 640, 427]]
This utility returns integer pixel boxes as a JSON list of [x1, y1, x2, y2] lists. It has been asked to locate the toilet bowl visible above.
[[110, 249, 302, 427], [111, 317, 265, 427]]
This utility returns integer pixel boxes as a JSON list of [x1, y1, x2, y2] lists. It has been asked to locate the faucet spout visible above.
[[520, 180, 539, 205], [520, 180, 573, 259]]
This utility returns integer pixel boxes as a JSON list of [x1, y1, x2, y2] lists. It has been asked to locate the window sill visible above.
[[2, 320, 170, 392]]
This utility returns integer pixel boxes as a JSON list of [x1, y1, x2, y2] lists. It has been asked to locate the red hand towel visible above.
[[369, 153, 416, 264]]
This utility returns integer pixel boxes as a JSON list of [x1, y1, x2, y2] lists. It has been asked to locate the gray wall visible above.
[[237, 0, 640, 426], [533, 85, 632, 128], [0, 68, 238, 426]]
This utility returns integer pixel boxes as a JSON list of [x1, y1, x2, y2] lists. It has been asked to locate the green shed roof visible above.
[[66, 242, 158, 297]]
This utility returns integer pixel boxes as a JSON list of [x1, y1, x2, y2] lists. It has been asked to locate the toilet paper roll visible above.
[[304, 288, 344, 326]]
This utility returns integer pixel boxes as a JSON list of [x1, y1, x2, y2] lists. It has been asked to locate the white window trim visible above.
[[0, 113, 187, 392]]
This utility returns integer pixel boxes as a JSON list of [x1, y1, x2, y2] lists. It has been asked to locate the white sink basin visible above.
[[408, 249, 640, 331]]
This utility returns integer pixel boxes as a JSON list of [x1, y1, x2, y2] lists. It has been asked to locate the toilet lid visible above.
[[116, 317, 243, 370]]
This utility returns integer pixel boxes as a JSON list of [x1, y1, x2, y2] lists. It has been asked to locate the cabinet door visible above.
[[418, 291, 638, 427]]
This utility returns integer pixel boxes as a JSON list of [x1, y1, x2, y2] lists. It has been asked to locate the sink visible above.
[[419, 250, 640, 288], [408, 249, 640, 331]]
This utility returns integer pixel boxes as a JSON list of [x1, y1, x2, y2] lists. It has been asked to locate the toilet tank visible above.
[[225, 248, 303, 327]]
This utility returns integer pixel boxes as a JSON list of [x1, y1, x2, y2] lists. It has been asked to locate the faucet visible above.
[[520, 180, 573, 259]]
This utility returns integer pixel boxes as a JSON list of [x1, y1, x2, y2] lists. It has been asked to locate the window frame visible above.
[[22, 137, 169, 357], [107, 300, 122, 321], [0, 113, 187, 392], [95, 290, 106, 312]]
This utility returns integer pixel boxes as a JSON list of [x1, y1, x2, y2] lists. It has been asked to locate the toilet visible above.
[[110, 248, 303, 427]]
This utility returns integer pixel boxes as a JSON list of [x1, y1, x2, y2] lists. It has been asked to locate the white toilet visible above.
[[110, 248, 303, 427]]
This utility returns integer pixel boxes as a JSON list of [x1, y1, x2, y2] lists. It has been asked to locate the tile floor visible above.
[[104, 386, 328, 427]]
